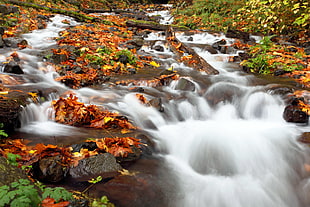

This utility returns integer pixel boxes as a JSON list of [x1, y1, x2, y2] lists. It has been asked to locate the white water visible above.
[[4, 10, 310, 207]]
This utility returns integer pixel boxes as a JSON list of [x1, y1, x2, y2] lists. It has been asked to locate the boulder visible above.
[[153, 45, 164, 52], [149, 97, 164, 112], [175, 77, 196, 91], [203, 45, 218, 54], [3, 37, 28, 48], [212, 39, 226, 50], [32, 155, 69, 183], [283, 105, 309, 123], [3, 61, 24, 74], [226, 29, 250, 42], [70, 153, 122, 178]]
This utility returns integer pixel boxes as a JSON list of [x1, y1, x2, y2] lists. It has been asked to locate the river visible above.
[[2, 6, 310, 207]]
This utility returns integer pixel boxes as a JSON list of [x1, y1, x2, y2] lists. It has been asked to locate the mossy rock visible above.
[[0, 156, 30, 186]]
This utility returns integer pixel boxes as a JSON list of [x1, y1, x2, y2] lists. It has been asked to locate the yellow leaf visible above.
[[121, 128, 132, 134], [28, 92, 37, 98], [0, 91, 8, 95], [104, 117, 114, 123], [119, 169, 137, 176], [28, 150, 37, 154], [150, 61, 160, 68]]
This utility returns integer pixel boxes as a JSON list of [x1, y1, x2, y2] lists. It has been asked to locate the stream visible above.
[[2, 5, 310, 207]]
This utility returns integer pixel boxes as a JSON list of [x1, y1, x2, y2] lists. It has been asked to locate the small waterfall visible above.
[[110, 29, 310, 207]]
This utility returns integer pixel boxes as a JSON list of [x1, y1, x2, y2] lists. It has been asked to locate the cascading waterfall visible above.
[[111, 31, 310, 206], [9, 7, 310, 207]]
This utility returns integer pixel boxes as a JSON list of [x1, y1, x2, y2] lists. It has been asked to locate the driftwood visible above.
[[166, 27, 219, 75]]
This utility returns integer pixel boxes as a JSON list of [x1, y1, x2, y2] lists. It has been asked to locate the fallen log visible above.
[[166, 27, 219, 75], [7, 0, 113, 25], [126, 20, 189, 31], [126, 20, 169, 31]]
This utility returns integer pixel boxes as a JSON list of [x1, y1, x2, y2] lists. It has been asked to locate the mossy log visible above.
[[166, 27, 219, 75], [7, 0, 113, 25]]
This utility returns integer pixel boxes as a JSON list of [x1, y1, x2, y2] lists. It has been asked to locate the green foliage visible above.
[[0, 179, 41, 207], [115, 49, 137, 65], [241, 36, 304, 74], [91, 196, 115, 207], [6, 153, 21, 166], [0, 179, 73, 206], [42, 187, 73, 202], [173, 0, 243, 31], [0, 123, 8, 139], [88, 176, 103, 184], [236, 0, 309, 36]]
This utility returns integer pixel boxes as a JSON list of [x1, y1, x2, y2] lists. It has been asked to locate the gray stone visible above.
[[175, 77, 196, 91], [70, 153, 122, 178], [3, 61, 24, 74], [3, 37, 28, 48]]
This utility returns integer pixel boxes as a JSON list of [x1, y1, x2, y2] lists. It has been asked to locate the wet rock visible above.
[[212, 39, 226, 51], [116, 146, 142, 163], [153, 45, 164, 52], [175, 77, 195, 91], [226, 29, 250, 42], [266, 85, 293, 97], [274, 69, 290, 76], [70, 153, 122, 178], [187, 36, 193, 41], [283, 105, 309, 123], [149, 97, 164, 112], [203, 45, 218, 54], [32, 155, 69, 183], [126, 37, 144, 50], [70, 141, 98, 152], [220, 45, 236, 54], [3, 61, 24, 74], [3, 37, 28, 48], [118, 54, 129, 64], [205, 83, 244, 106]]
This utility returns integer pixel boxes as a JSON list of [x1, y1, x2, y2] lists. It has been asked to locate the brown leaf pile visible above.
[[52, 94, 136, 130]]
